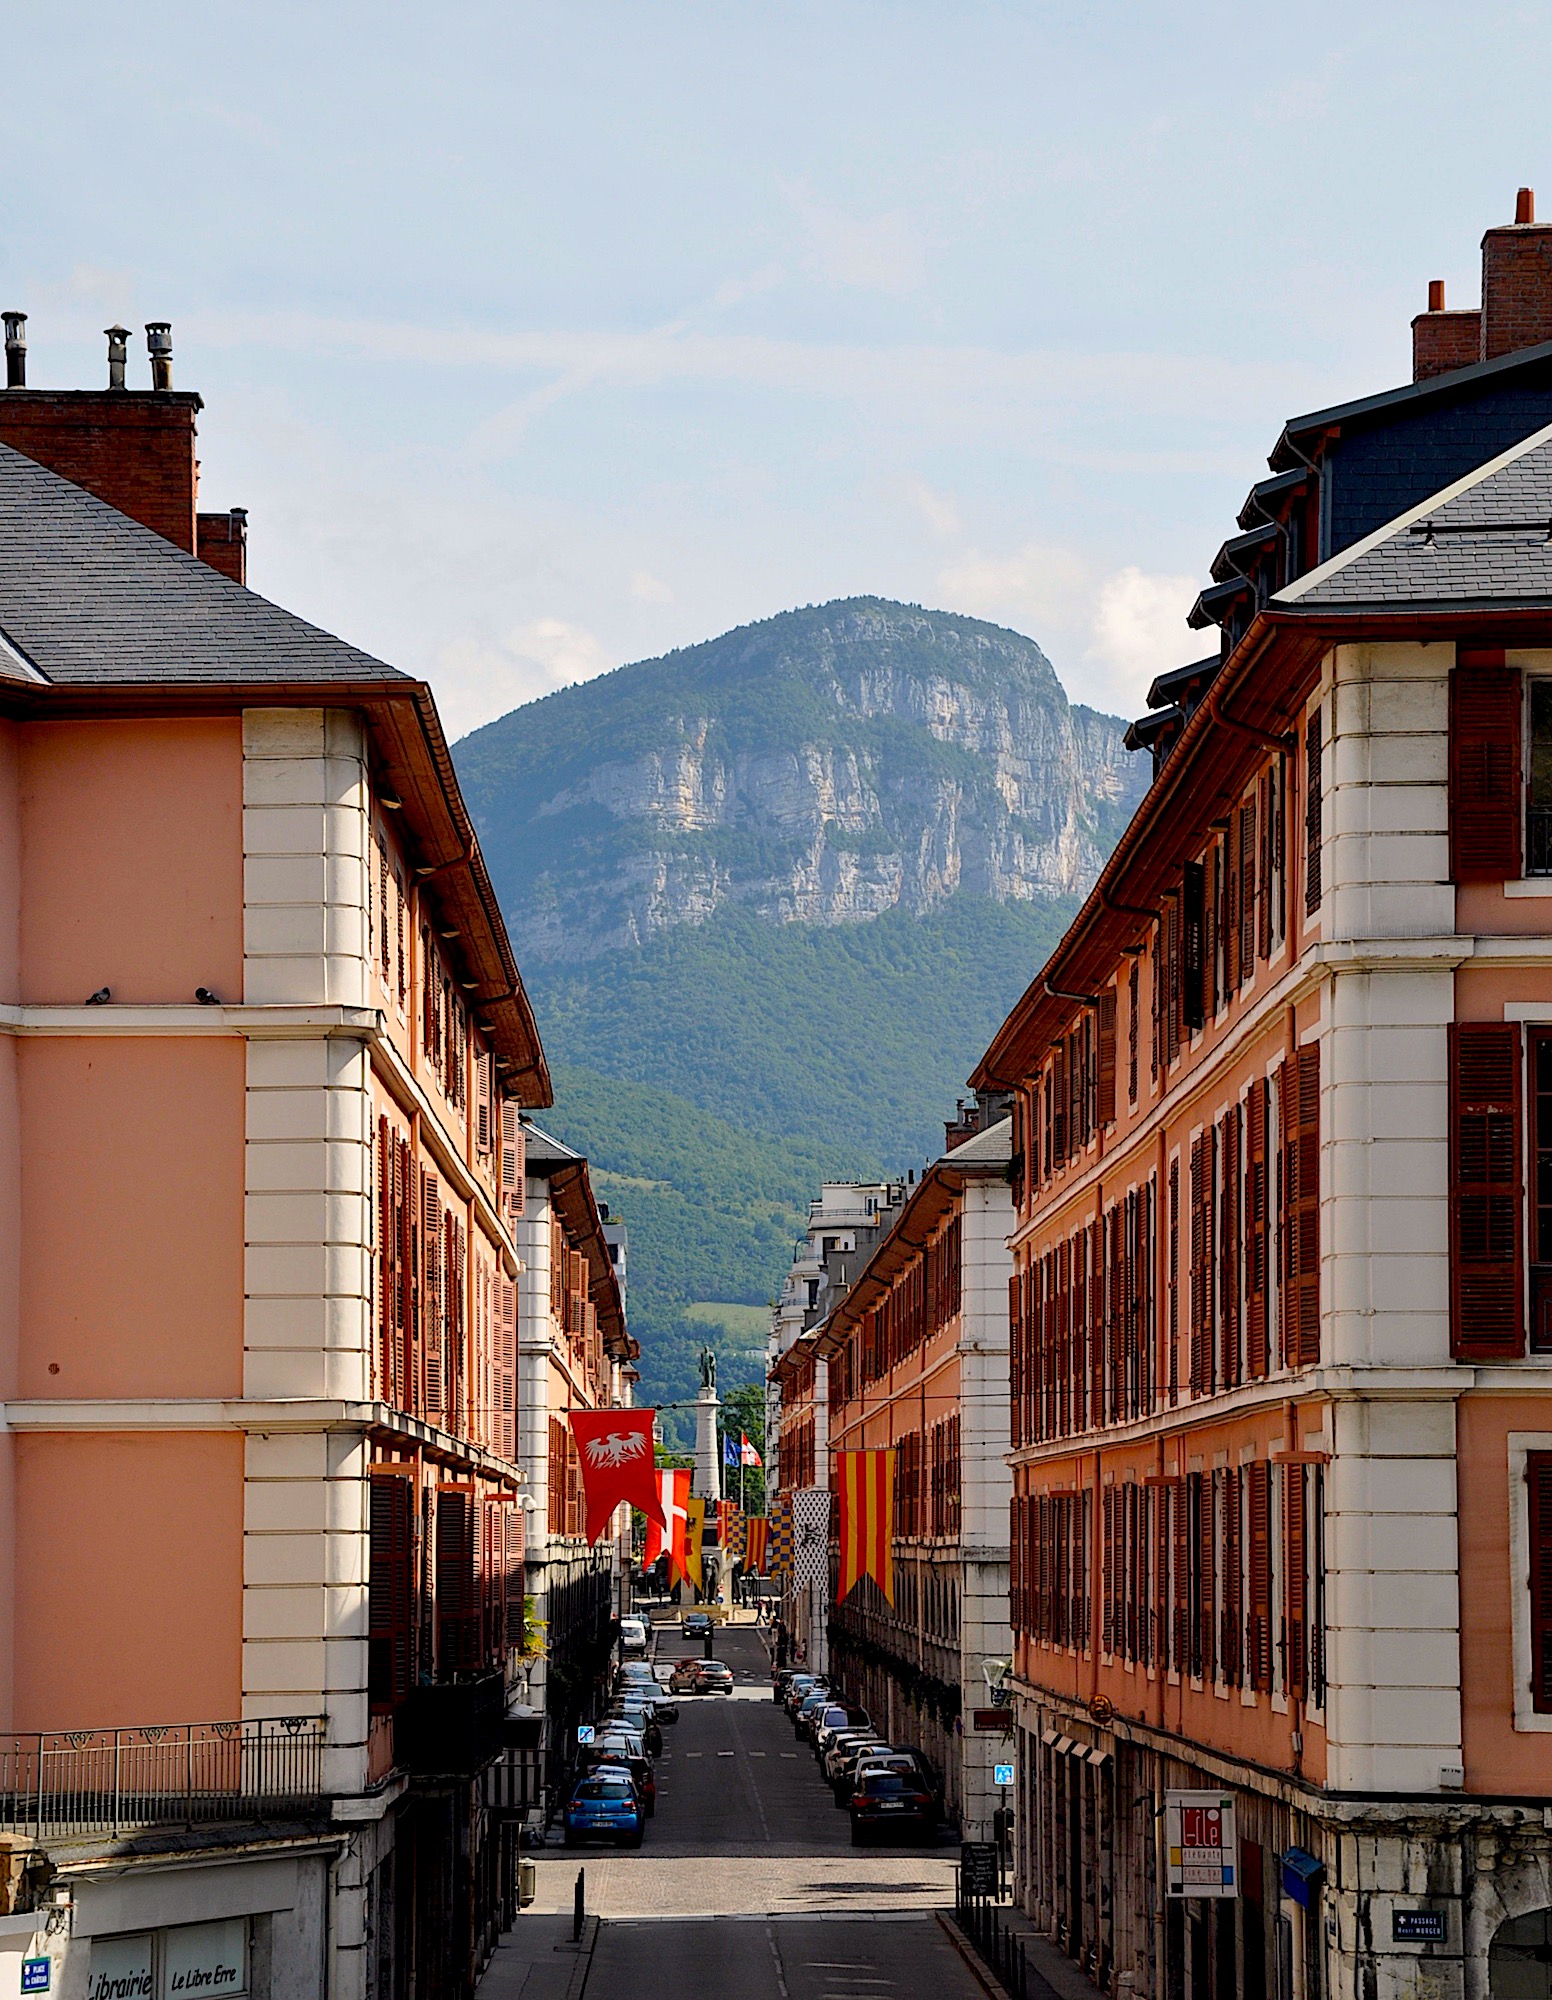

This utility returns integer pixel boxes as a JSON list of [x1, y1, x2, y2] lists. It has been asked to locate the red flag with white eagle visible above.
[[567, 1409, 663, 1546]]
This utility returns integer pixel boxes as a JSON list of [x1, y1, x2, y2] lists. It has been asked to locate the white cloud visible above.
[[938, 539, 1094, 637], [1083, 565, 1200, 717], [629, 569, 675, 605], [434, 618, 613, 743], [904, 477, 962, 540]]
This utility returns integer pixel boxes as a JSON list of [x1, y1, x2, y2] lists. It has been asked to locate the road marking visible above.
[[780, 1753, 796, 1759], [717, 1750, 735, 1758], [749, 1750, 766, 1757], [765, 1922, 790, 1999], [685, 1752, 703, 1759]]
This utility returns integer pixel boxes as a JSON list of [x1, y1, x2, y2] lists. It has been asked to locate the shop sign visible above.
[[87, 1937, 154, 2000], [21, 1963, 50, 1995], [1164, 1791, 1237, 1899], [164, 1922, 246, 1998], [1393, 1910, 1447, 1943]]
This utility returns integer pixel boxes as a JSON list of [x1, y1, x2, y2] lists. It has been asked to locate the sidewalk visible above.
[[943, 1898, 1105, 2000], [475, 1913, 597, 2000]]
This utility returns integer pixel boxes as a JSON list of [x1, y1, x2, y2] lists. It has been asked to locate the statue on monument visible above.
[[698, 1345, 717, 1394]]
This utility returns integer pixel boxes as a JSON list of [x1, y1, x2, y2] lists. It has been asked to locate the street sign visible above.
[[993, 1763, 1015, 1787], [577, 1725, 595, 1746], [1164, 1791, 1237, 1898], [972, 1708, 1014, 1733], [21, 1962, 50, 1995], [960, 1842, 999, 1897], [1393, 1911, 1447, 1943]]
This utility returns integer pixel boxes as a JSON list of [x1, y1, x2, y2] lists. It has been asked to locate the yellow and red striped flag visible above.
[[744, 1516, 769, 1574], [836, 1449, 894, 1605]]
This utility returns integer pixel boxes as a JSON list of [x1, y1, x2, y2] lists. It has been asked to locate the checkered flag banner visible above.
[[793, 1486, 831, 1589], [722, 1504, 745, 1561], [768, 1493, 795, 1577]]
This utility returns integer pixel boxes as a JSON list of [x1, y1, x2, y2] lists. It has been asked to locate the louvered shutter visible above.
[[1246, 1079, 1269, 1377], [1171, 1480, 1189, 1673], [1102, 1485, 1116, 1655], [1222, 1465, 1241, 1686], [435, 1484, 481, 1670], [500, 1100, 526, 1225], [376, 1117, 392, 1404], [1204, 843, 1219, 1018], [1195, 1471, 1213, 1682], [1285, 1466, 1308, 1699], [1527, 1454, 1552, 1712], [1258, 769, 1275, 961], [1164, 895, 1181, 1065], [1450, 659, 1523, 882], [1219, 1104, 1241, 1389], [369, 1471, 413, 1710], [1189, 1135, 1210, 1394], [378, 841, 391, 986], [397, 1137, 415, 1412], [499, 1276, 518, 1462], [1247, 1461, 1271, 1691], [1223, 827, 1240, 999], [1295, 1047, 1320, 1364], [1239, 798, 1257, 986], [1450, 1022, 1525, 1358], [1182, 860, 1205, 1032], [1053, 1045, 1068, 1167], [1097, 989, 1117, 1126], [422, 1171, 444, 1421], [1304, 708, 1323, 915]]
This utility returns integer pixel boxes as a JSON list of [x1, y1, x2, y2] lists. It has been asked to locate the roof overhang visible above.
[[547, 1158, 631, 1362]]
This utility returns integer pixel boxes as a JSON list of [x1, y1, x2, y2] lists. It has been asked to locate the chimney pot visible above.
[[104, 324, 130, 392], [1518, 186, 1536, 225], [145, 321, 173, 392], [3, 310, 26, 390], [1428, 279, 1446, 312]]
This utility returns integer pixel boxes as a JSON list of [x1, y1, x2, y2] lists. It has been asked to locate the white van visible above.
[[619, 1616, 648, 1657]]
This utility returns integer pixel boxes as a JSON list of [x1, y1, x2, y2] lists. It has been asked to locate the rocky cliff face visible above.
[[455, 599, 1149, 964]]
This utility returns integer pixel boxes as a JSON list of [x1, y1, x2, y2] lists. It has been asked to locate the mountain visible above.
[[455, 598, 1145, 965], [453, 598, 1149, 1422]]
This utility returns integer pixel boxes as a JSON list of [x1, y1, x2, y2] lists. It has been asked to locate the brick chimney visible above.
[[0, 320, 246, 581], [1413, 278, 1482, 381], [1480, 187, 1552, 360]]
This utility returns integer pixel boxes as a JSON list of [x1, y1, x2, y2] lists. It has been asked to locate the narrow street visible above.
[[481, 1620, 988, 1998]]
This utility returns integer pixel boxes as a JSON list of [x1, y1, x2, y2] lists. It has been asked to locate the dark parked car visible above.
[[565, 1770, 644, 1848], [793, 1689, 832, 1733], [843, 1748, 936, 1806], [813, 1705, 872, 1761], [695, 1659, 734, 1695], [582, 1733, 656, 1814], [683, 1611, 712, 1638], [849, 1767, 937, 1843]]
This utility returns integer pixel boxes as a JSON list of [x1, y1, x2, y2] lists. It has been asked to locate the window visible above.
[[1536, 1034, 1552, 1351], [1527, 1452, 1552, 1714], [1532, 683, 1552, 876]]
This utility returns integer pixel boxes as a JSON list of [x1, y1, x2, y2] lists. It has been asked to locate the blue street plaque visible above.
[[21, 1960, 50, 1994], [1393, 1911, 1447, 1943], [993, 1763, 1015, 1787]]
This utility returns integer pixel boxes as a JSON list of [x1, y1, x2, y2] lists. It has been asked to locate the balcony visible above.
[[394, 1671, 506, 1778], [0, 1717, 327, 1843]]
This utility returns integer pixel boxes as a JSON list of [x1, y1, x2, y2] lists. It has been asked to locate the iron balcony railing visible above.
[[0, 1716, 327, 1841], [1528, 806, 1552, 876]]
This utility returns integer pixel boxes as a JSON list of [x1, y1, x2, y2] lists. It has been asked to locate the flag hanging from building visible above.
[[567, 1409, 664, 1546], [721, 1503, 744, 1560], [836, 1450, 894, 1604], [768, 1494, 794, 1577], [740, 1433, 763, 1467], [743, 1516, 769, 1574], [644, 1467, 691, 1582], [793, 1486, 831, 1590], [685, 1497, 707, 1590]]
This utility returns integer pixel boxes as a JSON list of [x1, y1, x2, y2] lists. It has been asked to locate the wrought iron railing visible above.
[[1528, 807, 1552, 876], [0, 1717, 327, 1841]]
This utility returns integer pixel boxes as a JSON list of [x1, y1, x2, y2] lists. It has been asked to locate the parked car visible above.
[[823, 1731, 884, 1786], [849, 1767, 937, 1844], [850, 1749, 940, 1813], [619, 1616, 648, 1656], [813, 1705, 872, 1761], [772, 1667, 803, 1703], [668, 1658, 702, 1695], [582, 1732, 656, 1814], [793, 1689, 832, 1734], [781, 1674, 821, 1714], [564, 1770, 644, 1848], [683, 1611, 712, 1638], [617, 1663, 657, 1694], [695, 1659, 734, 1695]]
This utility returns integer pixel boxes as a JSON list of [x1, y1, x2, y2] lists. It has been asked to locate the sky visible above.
[[1, 2, 1548, 737]]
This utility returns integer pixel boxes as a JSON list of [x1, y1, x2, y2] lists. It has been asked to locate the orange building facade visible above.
[[976, 204, 1552, 2000], [0, 338, 630, 2000]]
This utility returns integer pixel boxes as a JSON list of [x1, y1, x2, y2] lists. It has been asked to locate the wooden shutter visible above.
[[1171, 1479, 1189, 1672], [1128, 961, 1140, 1105], [1189, 1134, 1211, 1394], [436, 1484, 481, 1670], [1164, 895, 1181, 1065], [1280, 1047, 1321, 1368], [498, 1275, 518, 1462], [1450, 1022, 1525, 1358], [1239, 798, 1257, 986], [1258, 769, 1275, 961], [1304, 708, 1323, 916], [1102, 1485, 1116, 1655], [1053, 1044, 1068, 1167], [376, 1117, 393, 1405], [369, 1470, 413, 1710], [1097, 990, 1117, 1126], [1204, 842, 1219, 1019], [1195, 1470, 1213, 1682], [397, 1137, 415, 1413], [1222, 1465, 1242, 1687], [1219, 1104, 1241, 1390], [1246, 1079, 1269, 1377], [1182, 860, 1205, 1033], [422, 1170, 444, 1421], [1285, 1466, 1308, 1699], [1246, 1461, 1271, 1691], [1223, 823, 1241, 999], [1450, 659, 1523, 882], [1527, 1453, 1552, 1712]]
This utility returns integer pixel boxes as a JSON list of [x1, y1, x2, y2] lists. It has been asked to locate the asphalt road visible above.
[[587, 1914, 987, 2000]]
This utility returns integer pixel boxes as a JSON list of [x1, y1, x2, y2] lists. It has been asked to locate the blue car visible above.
[[564, 1768, 644, 1848]]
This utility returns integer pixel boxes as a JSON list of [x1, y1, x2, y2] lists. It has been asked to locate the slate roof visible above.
[[938, 1115, 1010, 1169], [0, 441, 405, 687], [1276, 419, 1552, 611]]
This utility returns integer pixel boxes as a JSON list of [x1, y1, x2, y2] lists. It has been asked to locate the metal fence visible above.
[[954, 1869, 1062, 2000], [0, 1717, 327, 1841]]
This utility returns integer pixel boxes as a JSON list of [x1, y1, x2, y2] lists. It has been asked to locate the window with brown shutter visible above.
[[1223, 830, 1240, 1001], [1189, 1134, 1212, 1395], [1280, 1046, 1321, 1368], [1222, 1465, 1242, 1687], [422, 1170, 444, 1421], [1170, 1479, 1189, 1674], [1205, 842, 1219, 1018], [436, 1483, 483, 1670], [369, 1470, 413, 1710], [1258, 768, 1275, 961], [1102, 1485, 1116, 1655], [1182, 861, 1205, 1032], [1285, 1465, 1308, 1699], [1219, 1104, 1241, 1390], [1187, 1472, 1207, 1680], [1097, 989, 1117, 1126], [1450, 656, 1523, 882], [1246, 1460, 1272, 1691], [1164, 895, 1181, 1065], [1128, 960, 1140, 1106], [1450, 1022, 1525, 1358], [1526, 1453, 1552, 1712], [1167, 1158, 1180, 1406], [1239, 797, 1257, 986], [1247, 1079, 1269, 1377], [1053, 1044, 1068, 1167], [1304, 709, 1323, 915]]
